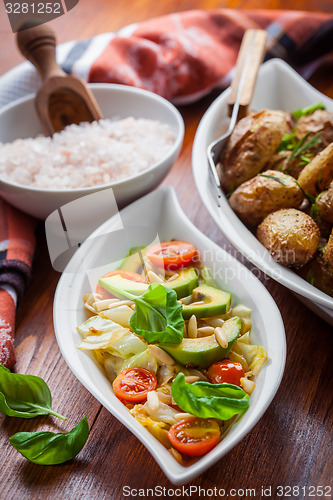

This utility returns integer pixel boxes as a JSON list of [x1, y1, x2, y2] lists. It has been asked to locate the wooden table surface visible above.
[[0, 1, 332, 499]]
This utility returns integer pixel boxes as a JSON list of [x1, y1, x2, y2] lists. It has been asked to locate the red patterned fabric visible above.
[[89, 9, 333, 103], [0, 200, 36, 369]]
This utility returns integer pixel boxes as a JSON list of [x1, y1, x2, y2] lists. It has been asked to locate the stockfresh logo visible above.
[[4, 0, 80, 33]]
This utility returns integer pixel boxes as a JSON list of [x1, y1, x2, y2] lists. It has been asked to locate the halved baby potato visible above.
[[316, 181, 333, 224], [298, 142, 333, 196], [295, 110, 333, 150], [257, 208, 320, 268], [229, 170, 304, 227], [219, 110, 293, 193]]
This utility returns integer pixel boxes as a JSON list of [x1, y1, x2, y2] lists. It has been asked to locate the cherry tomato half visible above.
[[207, 360, 245, 386], [167, 418, 221, 456], [146, 241, 196, 270], [113, 367, 157, 403], [96, 270, 147, 300]]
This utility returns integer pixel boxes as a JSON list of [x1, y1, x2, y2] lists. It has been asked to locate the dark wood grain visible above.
[[0, 1, 333, 499]]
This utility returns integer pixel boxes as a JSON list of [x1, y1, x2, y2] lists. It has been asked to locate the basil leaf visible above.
[[130, 283, 184, 343], [10, 416, 89, 465], [171, 373, 249, 420], [0, 364, 66, 420]]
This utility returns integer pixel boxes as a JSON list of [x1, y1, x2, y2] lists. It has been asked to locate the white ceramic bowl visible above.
[[192, 59, 333, 324], [0, 84, 184, 219], [53, 186, 286, 485]]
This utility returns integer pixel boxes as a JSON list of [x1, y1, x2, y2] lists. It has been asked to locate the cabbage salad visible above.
[[77, 240, 268, 463]]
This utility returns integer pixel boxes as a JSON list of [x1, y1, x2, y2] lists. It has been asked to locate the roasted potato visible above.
[[220, 110, 293, 193], [229, 170, 304, 226], [323, 230, 333, 269], [297, 142, 333, 196], [266, 150, 314, 179], [296, 110, 333, 150], [257, 208, 320, 268], [298, 232, 333, 297], [316, 181, 333, 224]]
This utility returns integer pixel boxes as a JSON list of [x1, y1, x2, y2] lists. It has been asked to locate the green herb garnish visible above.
[[259, 173, 289, 186], [288, 132, 322, 162], [277, 132, 297, 153], [306, 270, 315, 286], [292, 102, 326, 120]]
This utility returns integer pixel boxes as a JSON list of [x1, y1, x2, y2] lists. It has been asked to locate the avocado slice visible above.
[[116, 245, 146, 273], [98, 275, 148, 299], [159, 316, 241, 368], [182, 284, 231, 320], [163, 267, 199, 299]]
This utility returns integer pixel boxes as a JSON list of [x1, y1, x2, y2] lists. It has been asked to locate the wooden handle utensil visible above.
[[227, 29, 267, 120], [17, 24, 102, 136]]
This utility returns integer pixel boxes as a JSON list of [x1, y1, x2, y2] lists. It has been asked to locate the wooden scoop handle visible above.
[[228, 29, 267, 119], [16, 24, 65, 81]]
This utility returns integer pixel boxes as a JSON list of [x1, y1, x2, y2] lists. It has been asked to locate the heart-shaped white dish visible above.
[[53, 186, 285, 484]]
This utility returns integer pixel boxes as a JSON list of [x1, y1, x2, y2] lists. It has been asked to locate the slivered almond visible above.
[[147, 270, 164, 283], [167, 273, 179, 282], [197, 326, 215, 335], [165, 269, 177, 277], [130, 304, 136, 310], [179, 295, 192, 305], [146, 391, 160, 411], [205, 317, 224, 328], [108, 300, 133, 309], [92, 298, 119, 311], [175, 413, 196, 420], [148, 345, 175, 365], [190, 300, 205, 306], [84, 302, 96, 313], [215, 326, 228, 348], [187, 315, 197, 338], [184, 376, 200, 383]]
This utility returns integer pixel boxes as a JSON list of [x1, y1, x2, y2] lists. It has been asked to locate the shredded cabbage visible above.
[[99, 305, 133, 327], [77, 315, 127, 339], [232, 331, 268, 376], [120, 349, 158, 374], [103, 353, 124, 382], [106, 331, 147, 358], [142, 400, 179, 425], [129, 405, 171, 447], [231, 304, 252, 319]]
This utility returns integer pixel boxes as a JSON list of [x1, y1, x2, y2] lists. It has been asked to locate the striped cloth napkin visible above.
[[0, 201, 36, 369], [1, 8, 333, 368], [0, 9, 333, 108]]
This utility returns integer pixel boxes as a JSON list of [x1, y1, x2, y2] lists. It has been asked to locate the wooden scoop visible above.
[[16, 24, 102, 136]]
